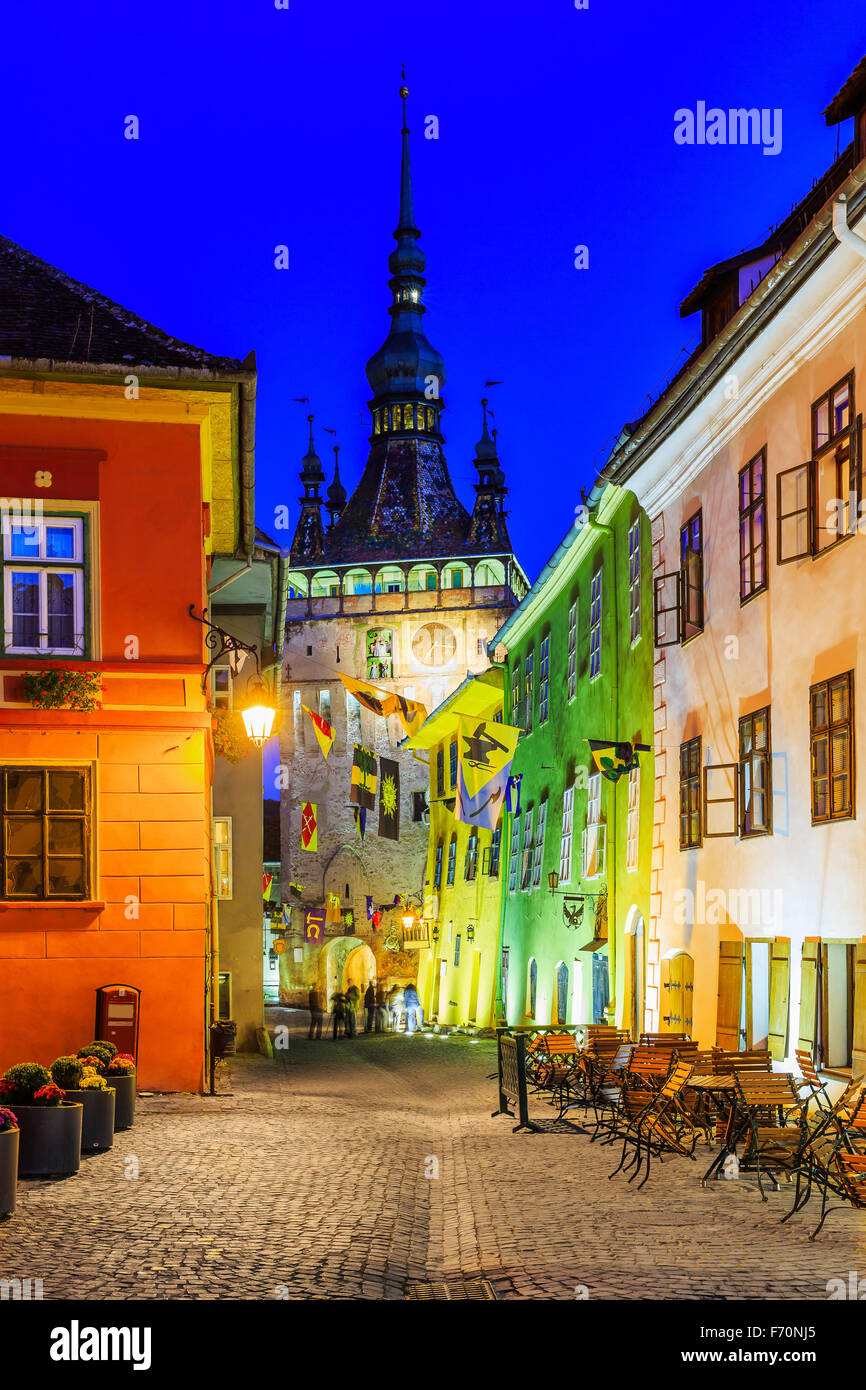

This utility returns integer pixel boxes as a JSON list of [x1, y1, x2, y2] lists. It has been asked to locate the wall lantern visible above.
[[241, 675, 276, 748], [190, 605, 276, 748], [548, 871, 559, 895], [466, 920, 476, 942], [431, 924, 440, 942]]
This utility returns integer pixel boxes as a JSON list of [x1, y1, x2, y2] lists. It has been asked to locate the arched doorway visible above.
[[553, 961, 569, 1024], [318, 937, 376, 1007], [624, 907, 646, 1040]]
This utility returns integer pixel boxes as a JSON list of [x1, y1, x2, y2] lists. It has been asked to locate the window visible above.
[[449, 738, 458, 789], [210, 664, 232, 710], [454, 935, 461, 967], [524, 651, 534, 734], [559, 783, 574, 882], [531, 798, 547, 887], [810, 673, 854, 823], [581, 773, 605, 877], [567, 600, 577, 699], [465, 831, 478, 881], [436, 748, 445, 798], [589, 569, 602, 678], [433, 840, 443, 890], [739, 708, 771, 835], [626, 766, 640, 870], [213, 816, 233, 899], [520, 806, 534, 889], [412, 791, 428, 822], [446, 836, 457, 886], [778, 374, 861, 561], [318, 688, 331, 724], [628, 520, 641, 642], [366, 629, 393, 681], [511, 662, 520, 725], [679, 737, 702, 848], [739, 450, 767, 601], [508, 813, 521, 894], [680, 511, 703, 639], [486, 824, 502, 878], [538, 635, 550, 723], [525, 957, 538, 1018], [2, 514, 86, 655], [1, 767, 90, 900]]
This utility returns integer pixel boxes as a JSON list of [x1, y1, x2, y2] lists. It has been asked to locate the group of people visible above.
[[307, 980, 423, 1039]]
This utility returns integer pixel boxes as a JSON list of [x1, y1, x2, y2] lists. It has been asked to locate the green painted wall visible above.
[[492, 483, 654, 1033]]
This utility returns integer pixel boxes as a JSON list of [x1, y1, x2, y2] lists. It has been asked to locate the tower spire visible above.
[[288, 413, 327, 564], [398, 67, 415, 232]]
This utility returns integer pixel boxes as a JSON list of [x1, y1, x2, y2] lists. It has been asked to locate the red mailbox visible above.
[[95, 984, 141, 1061]]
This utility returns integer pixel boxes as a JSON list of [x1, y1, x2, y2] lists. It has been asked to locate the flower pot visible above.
[[110, 1073, 136, 1130], [0, 1128, 19, 1213], [12, 1103, 83, 1177], [64, 1089, 115, 1151]]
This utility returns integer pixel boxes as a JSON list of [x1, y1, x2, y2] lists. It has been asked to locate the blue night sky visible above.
[[3, 1, 860, 582]]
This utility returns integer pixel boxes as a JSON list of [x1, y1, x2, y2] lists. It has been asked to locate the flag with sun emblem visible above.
[[378, 757, 400, 841], [301, 801, 317, 852]]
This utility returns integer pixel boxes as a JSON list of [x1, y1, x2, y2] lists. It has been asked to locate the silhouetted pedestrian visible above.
[[331, 991, 347, 1039], [345, 983, 360, 1038], [308, 985, 323, 1040], [364, 981, 376, 1032]]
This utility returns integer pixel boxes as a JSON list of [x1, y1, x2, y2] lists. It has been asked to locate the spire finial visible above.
[[307, 412, 314, 447], [397, 70, 414, 230]]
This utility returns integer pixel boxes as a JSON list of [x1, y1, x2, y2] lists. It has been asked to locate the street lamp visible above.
[[548, 871, 559, 895], [240, 675, 276, 747]]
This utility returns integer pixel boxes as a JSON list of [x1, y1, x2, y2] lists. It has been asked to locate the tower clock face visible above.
[[412, 622, 456, 668]]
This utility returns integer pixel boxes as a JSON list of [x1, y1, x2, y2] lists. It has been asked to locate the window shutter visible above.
[[703, 763, 738, 837], [852, 940, 866, 1080], [716, 942, 744, 1049], [653, 571, 682, 647], [798, 940, 820, 1061], [768, 939, 790, 1061], [776, 461, 813, 562], [850, 413, 863, 519]]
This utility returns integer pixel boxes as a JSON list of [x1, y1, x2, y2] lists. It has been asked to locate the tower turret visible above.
[[289, 414, 327, 563]]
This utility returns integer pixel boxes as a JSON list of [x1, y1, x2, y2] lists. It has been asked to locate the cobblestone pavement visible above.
[[3, 1014, 865, 1300]]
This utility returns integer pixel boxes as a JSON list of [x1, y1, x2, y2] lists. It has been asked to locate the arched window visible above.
[[555, 961, 569, 1025], [526, 958, 538, 1018]]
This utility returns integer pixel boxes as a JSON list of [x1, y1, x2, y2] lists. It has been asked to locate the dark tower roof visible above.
[[465, 399, 512, 552], [289, 415, 327, 564]]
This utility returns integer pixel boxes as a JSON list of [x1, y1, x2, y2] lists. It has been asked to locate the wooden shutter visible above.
[[717, 942, 744, 1049], [776, 461, 813, 562], [682, 953, 694, 1034], [798, 940, 820, 1061], [849, 414, 862, 514], [653, 571, 682, 648], [661, 953, 693, 1033], [853, 940, 866, 1080], [703, 763, 738, 837], [768, 939, 790, 1061]]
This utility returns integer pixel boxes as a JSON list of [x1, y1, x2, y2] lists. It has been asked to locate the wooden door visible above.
[[661, 953, 693, 1033], [798, 940, 820, 1062], [768, 939, 791, 1061], [717, 942, 744, 1049], [851, 941, 866, 1079], [467, 950, 482, 1023]]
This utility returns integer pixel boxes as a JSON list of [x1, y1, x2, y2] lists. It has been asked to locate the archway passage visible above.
[[318, 937, 377, 1008]]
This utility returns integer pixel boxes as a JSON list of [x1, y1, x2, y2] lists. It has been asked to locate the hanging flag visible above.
[[339, 674, 427, 736], [378, 757, 400, 841], [288, 881, 304, 898], [262, 872, 273, 900], [459, 718, 520, 800], [505, 773, 522, 815], [350, 743, 377, 810], [302, 704, 335, 760], [354, 806, 367, 841], [326, 892, 341, 924], [372, 909, 382, 930], [303, 907, 326, 943], [587, 739, 652, 783], [301, 802, 318, 852], [454, 757, 508, 831], [365, 895, 374, 921], [281, 905, 290, 926]]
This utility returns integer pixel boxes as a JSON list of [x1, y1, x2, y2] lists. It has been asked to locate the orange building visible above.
[[0, 235, 256, 1090]]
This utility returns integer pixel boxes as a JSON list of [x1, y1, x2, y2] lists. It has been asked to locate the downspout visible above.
[[832, 194, 866, 261]]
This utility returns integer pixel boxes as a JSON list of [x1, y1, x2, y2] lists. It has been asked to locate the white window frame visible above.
[[524, 651, 533, 734], [628, 520, 641, 644], [531, 798, 547, 887], [213, 815, 233, 899], [581, 772, 605, 878], [567, 601, 577, 701], [520, 806, 535, 890], [626, 766, 640, 871], [589, 569, 602, 679], [508, 812, 521, 894], [3, 515, 86, 656], [210, 662, 233, 711], [559, 783, 574, 883], [539, 635, 550, 724]]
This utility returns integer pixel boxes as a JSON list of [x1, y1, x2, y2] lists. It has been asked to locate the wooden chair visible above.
[[786, 1083, 866, 1237], [609, 1060, 698, 1188], [531, 1034, 580, 1109], [794, 1049, 832, 1115], [588, 1042, 635, 1141], [713, 1048, 773, 1074], [640, 1032, 689, 1045], [733, 1071, 810, 1201]]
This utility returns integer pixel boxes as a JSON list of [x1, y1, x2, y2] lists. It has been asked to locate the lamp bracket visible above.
[[189, 605, 261, 693]]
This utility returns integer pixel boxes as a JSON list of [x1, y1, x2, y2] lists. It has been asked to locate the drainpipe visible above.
[[586, 498, 619, 1027], [832, 195, 866, 261]]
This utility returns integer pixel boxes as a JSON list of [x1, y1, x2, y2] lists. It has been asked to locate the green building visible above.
[[490, 479, 653, 1035]]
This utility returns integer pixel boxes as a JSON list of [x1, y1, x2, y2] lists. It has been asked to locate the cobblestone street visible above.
[[3, 1017, 865, 1301]]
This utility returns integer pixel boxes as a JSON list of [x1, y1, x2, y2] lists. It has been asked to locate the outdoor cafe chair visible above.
[[733, 1071, 810, 1202], [608, 1059, 698, 1189], [784, 1083, 866, 1238]]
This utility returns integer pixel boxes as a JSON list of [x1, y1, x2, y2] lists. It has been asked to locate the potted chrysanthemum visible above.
[[55, 1054, 115, 1152], [105, 1054, 137, 1130], [0, 1105, 19, 1215], [1, 1063, 82, 1177]]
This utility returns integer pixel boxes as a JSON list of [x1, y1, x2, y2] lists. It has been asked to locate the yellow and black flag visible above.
[[339, 674, 428, 738], [350, 743, 377, 811], [459, 718, 520, 800], [378, 757, 400, 841], [587, 739, 651, 783]]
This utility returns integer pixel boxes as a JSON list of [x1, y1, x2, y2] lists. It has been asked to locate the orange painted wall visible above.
[[0, 410, 218, 1092]]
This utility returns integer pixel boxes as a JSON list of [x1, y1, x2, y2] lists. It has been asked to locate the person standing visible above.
[[345, 982, 360, 1037], [375, 980, 388, 1033], [403, 982, 423, 1035], [330, 991, 346, 1040], [308, 985, 323, 1040], [364, 980, 376, 1033]]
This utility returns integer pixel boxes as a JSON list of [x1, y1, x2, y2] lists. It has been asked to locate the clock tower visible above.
[[278, 81, 527, 1013]]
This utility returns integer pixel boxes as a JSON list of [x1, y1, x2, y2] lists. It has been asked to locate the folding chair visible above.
[[734, 1071, 810, 1202], [609, 1060, 697, 1189]]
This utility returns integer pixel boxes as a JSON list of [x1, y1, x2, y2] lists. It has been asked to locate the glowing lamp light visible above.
[[241, 678, 276, 747], [548, 871, 559, 895], [401, 913, 416, 930]]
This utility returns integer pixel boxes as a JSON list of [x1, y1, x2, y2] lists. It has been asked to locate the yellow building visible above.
[[405, 670, 505, 1030]]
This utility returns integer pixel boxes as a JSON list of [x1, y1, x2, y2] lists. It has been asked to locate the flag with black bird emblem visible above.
[[339, 674, 427, 737], [350, 743, 377, 810], [378, 757, 400, 841], [459, 718, 520, 799], [587, 739, 651, 783]]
